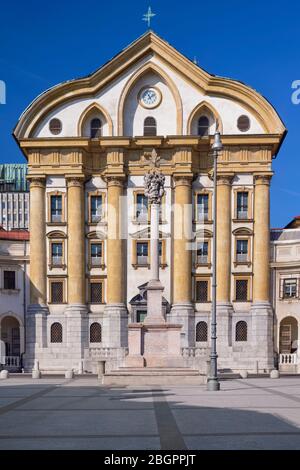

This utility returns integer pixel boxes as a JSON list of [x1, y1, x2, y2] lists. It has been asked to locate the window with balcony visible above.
[[136, 193, 148, 222], [196, 194, 209, 222], [283, 279, 297, 299], [51, 242, 63, 266], [236, 239, 248, 263], [50, 195, 62, 223], [197, 241, 209, 264], [237, 192, 248, 220], [90, 195, 103, 223], [137, 242, 149, 266], [91, 243, 103, 267]]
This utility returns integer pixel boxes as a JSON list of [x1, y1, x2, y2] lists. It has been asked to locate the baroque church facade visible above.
[[13, 32, 286, 374]]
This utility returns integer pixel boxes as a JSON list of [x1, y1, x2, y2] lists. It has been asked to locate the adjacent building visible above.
[[13, 32, 287, 374], [0, 228, 30, 370], [271, 217, 300, 373], [0, 164, 29, 231]]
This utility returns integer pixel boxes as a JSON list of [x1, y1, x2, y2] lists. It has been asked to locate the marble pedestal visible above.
[[125, 280, 184, 368]]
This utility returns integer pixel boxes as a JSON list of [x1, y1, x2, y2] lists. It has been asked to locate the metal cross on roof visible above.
[[143, 6, 156, 29]]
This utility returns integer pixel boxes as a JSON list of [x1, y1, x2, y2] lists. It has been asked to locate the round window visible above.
[[237, 115, 250, 132], [49, 118, 62, 135]]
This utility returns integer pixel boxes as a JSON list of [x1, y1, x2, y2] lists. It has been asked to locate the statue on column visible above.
[[144, 149, 165, 205]]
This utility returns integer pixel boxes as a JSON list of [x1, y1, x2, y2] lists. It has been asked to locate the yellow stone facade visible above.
[[14, 32, 286, 373]]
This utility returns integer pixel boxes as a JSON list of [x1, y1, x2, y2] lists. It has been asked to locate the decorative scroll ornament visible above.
[[144, 149, 165, 205]]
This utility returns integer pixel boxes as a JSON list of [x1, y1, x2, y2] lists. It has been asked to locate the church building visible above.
[[13, 32, 286, 374]]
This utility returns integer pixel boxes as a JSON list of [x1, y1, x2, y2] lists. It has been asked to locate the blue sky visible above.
[[0, 0, 299, 228]]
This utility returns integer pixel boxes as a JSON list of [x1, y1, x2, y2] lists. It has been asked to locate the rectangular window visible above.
[[137, 311, 147, 323], [137, 242, 149, 265], [283, 279, 297, 298], [51, 195, 62, 223], [196, 280, 209, 302], [91, 243, 103, 267], [91, 195, 103, 223], [197, 194, 209, 221], [51, 281, 64, 304], [235, 279, 248, 301], [197, 242, 208, 264], [236, 239, 248, 263], [237, 192, 248, 220], [90, 282, 103, 304], [4, 271, 16, 290], [136, 194, 148, 222], [51, 242, 63, 266]]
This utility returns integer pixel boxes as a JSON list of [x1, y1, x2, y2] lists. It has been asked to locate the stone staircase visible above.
[[103, 367, 206, 385]]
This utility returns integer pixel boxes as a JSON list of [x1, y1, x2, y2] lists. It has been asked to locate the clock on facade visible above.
[[139, 87, 162, 109]]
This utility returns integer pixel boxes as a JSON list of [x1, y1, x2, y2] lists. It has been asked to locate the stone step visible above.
[[103, 367, 206, 385]]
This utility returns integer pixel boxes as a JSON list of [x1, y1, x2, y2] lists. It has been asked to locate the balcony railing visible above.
[[236, 253, 248, 263], [197, 255, 208, 265], [137, 255, 148, 265], [91, 257, 104, 267], [51, 214, 62, 223], [279, 353, 297, 365], [237, 210, 248, 220], [52, 256, 63, 266]]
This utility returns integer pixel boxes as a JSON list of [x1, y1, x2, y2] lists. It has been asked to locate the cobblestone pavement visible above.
[[0, 376, 300, 449]]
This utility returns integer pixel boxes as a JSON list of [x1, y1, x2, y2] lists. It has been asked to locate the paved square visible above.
[[0, 376, 300, 450]]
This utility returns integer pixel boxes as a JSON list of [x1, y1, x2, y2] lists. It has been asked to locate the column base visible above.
[[250, 301, 274, 371], [207, 377, 220, 391], [24, 304, 49, 371], [169, 303, 194, 347], [103, 303, 128, 348]]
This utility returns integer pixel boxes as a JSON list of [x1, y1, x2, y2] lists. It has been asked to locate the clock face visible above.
[[140, 87, 161, 108]]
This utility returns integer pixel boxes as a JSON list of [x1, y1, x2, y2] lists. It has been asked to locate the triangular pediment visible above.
[[130, 227, 170, 239]]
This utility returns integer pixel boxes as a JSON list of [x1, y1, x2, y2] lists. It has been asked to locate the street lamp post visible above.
[[207, 130, 223, 392]]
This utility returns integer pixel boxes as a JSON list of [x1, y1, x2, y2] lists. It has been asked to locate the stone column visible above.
[[65, 177, 88, 366], [25, 177, 48, 371], [29, 178, 47, 306], [170, 175, 194, 346], [251, 174, 274, 371], [66, 177, 86, 306], [216, 175, 233, 304], [215, 174, 234, 358], [253, 175, 271, 303], [103, 177, 127, 348]]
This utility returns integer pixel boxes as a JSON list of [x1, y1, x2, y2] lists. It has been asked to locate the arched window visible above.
[[90, 118, 102, 138], [144, 117, 157, 136], [51, 323, 63, 343], [90, 322, 102, 343], [196, 321, 208, 342], [198, 116, 209, 137], [235, 321, 248, 342]]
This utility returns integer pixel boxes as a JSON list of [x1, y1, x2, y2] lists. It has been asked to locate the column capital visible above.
[[66, 176, 85, 188], [254, 173, 273, 186], [216, 173, 234, 186], [28, 177, 46, 189], [106, 176, 125, 188], [173, 174, 193, 188]]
